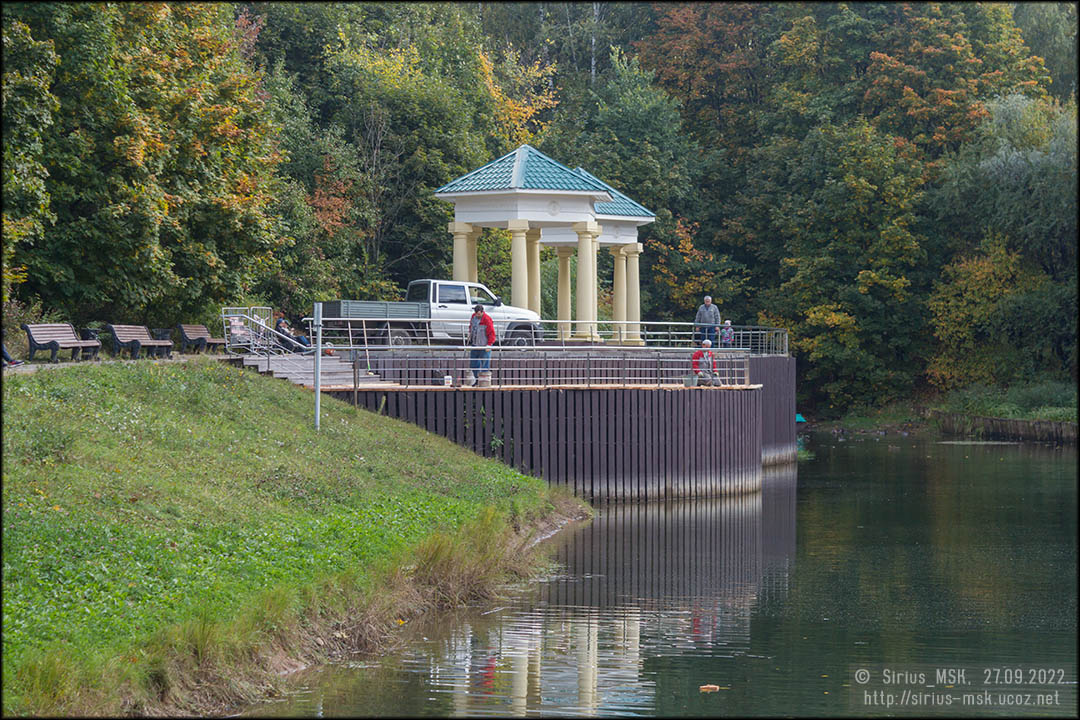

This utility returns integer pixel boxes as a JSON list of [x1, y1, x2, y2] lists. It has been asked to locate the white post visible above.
[[467, 228, 480, 283], [313, 302, 323, 431], [508, 219, 530, 309], [526, 228, 542, 314], [573, 221, 600, 341], [611, 245, 627, 343], [625, 243, 643, 345], [557, 247, 573, 342], [449, 221, 473, 282]]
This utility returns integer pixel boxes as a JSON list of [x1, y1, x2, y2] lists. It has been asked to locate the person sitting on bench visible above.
[[274, 310, 310, 349]]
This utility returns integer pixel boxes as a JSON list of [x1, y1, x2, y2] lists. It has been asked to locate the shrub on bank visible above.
[[1, 357, 576, 715], [938, 379, 1078, 421]]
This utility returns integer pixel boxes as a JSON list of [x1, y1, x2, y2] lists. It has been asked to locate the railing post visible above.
[[314, 302, 322, 431]]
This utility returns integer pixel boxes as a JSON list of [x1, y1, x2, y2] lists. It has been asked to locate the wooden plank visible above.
[[435, 391, 445, 438], [633, 390, 642, 503], [537, 389, 548, 482], [556, 389, 566, 488], [481, 391, 493, 458], [512, 390, 522, 471], [573, 391, 584, 498], [613, 390, 623, 502], [659, 391, 669, 501], [524, 389, 535, 475], [588, 390, 598, 502], [600, 390, 609, 505]]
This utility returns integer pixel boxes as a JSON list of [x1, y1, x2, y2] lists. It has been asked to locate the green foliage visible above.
[[7, 3, 286, 326], [1, 16, 58, 302], [937, 378, 1078, 421], [1012, 2, 1078, 101], [928, 94, 1077, 382], [2, 1, 1069, 417], [746, 119, 929, 413]]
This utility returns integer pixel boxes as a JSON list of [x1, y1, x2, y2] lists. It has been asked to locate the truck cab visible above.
[[405, 279, 541, 345]]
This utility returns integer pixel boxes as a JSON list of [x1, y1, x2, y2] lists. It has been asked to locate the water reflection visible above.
[[247, 468, 798, 717], [245, 438, 1077, 717]]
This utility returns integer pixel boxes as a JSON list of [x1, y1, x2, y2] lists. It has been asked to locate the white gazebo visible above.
[[434, 145, 655, 342]]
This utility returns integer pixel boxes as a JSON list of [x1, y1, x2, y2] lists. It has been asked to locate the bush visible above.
[[938, 379, 1077, 420]]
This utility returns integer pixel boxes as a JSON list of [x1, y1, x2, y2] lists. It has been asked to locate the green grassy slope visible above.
[[1, 357, 569, 714]]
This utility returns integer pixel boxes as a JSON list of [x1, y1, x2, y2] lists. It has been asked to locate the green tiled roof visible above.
[[435, 145, 612, 194], [574, 168, 655, 219]]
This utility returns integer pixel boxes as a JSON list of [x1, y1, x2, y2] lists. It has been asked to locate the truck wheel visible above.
[[388, 328, 411, 346], [507, 328, 533, 347]]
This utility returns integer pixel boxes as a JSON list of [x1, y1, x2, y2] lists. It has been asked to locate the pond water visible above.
[[245, 432, 1077, 717]]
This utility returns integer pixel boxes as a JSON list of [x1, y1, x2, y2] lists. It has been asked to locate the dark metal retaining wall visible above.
[[748, 355, 797, 465], [352, 350, 797, 465], [333, 386, 763, 502]]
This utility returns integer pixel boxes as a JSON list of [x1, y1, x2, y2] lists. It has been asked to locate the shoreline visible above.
[[137, 498, 590, 717]]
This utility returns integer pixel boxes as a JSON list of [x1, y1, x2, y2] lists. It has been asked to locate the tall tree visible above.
[[1012, 2, 1078, 101], [1, 16, 58, 302], [7, 3, 285, 324], [751, 119, 929, 413]]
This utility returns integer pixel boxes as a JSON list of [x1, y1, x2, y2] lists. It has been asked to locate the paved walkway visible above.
[[2, 352, 231, 376]]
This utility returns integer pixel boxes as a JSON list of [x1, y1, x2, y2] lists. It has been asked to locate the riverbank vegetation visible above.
[[3, 2, 1075, 419], [814, 377, 1078, 432], [1, 358, 587, 715]]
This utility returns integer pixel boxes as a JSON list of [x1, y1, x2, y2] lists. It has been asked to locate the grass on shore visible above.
[[1, 356, 587, 715]]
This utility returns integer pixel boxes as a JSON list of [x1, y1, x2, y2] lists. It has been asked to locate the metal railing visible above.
[[297, 316, 788, 356], [265, 315, 766, 390], [348, 347, 751, 388], [221, 307, 314, 359]]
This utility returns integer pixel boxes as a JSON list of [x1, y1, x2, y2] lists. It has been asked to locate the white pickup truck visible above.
[[324, 279, 542, 346]]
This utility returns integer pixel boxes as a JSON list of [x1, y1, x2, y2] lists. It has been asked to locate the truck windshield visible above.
[[406, 282, 429, 303]]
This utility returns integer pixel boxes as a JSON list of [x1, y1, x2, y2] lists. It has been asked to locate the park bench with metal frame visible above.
[[177, 324, 226, 354], [106, 324, 173, 359], [20, 323, 101, 363]]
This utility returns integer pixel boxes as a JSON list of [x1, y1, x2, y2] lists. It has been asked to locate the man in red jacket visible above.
[[466, 303, 496, 386], [691, 339, 720, 386]]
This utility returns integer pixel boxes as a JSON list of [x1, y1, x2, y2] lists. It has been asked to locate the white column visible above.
[[449, 221, 473, 282], [467, 228, 480, 283], [610, 246, 627, 343], [573, 221, 600, 341], [526, 228, 542, 314], [557, 247, 573, 342], [507, 219, 530, 309], [625, 243, 643, 345], [592, 236, 600, 338]]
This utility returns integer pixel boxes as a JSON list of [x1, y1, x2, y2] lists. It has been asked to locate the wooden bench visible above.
[[106, 324, 173, 359], [21, 323, 101, 363], [177, 324, 226, 354]]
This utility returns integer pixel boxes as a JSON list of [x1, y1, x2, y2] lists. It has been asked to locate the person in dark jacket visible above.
[[694, 296, 721, 345], [466, 303, 496, 386], [274, 310, 310, 348]]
